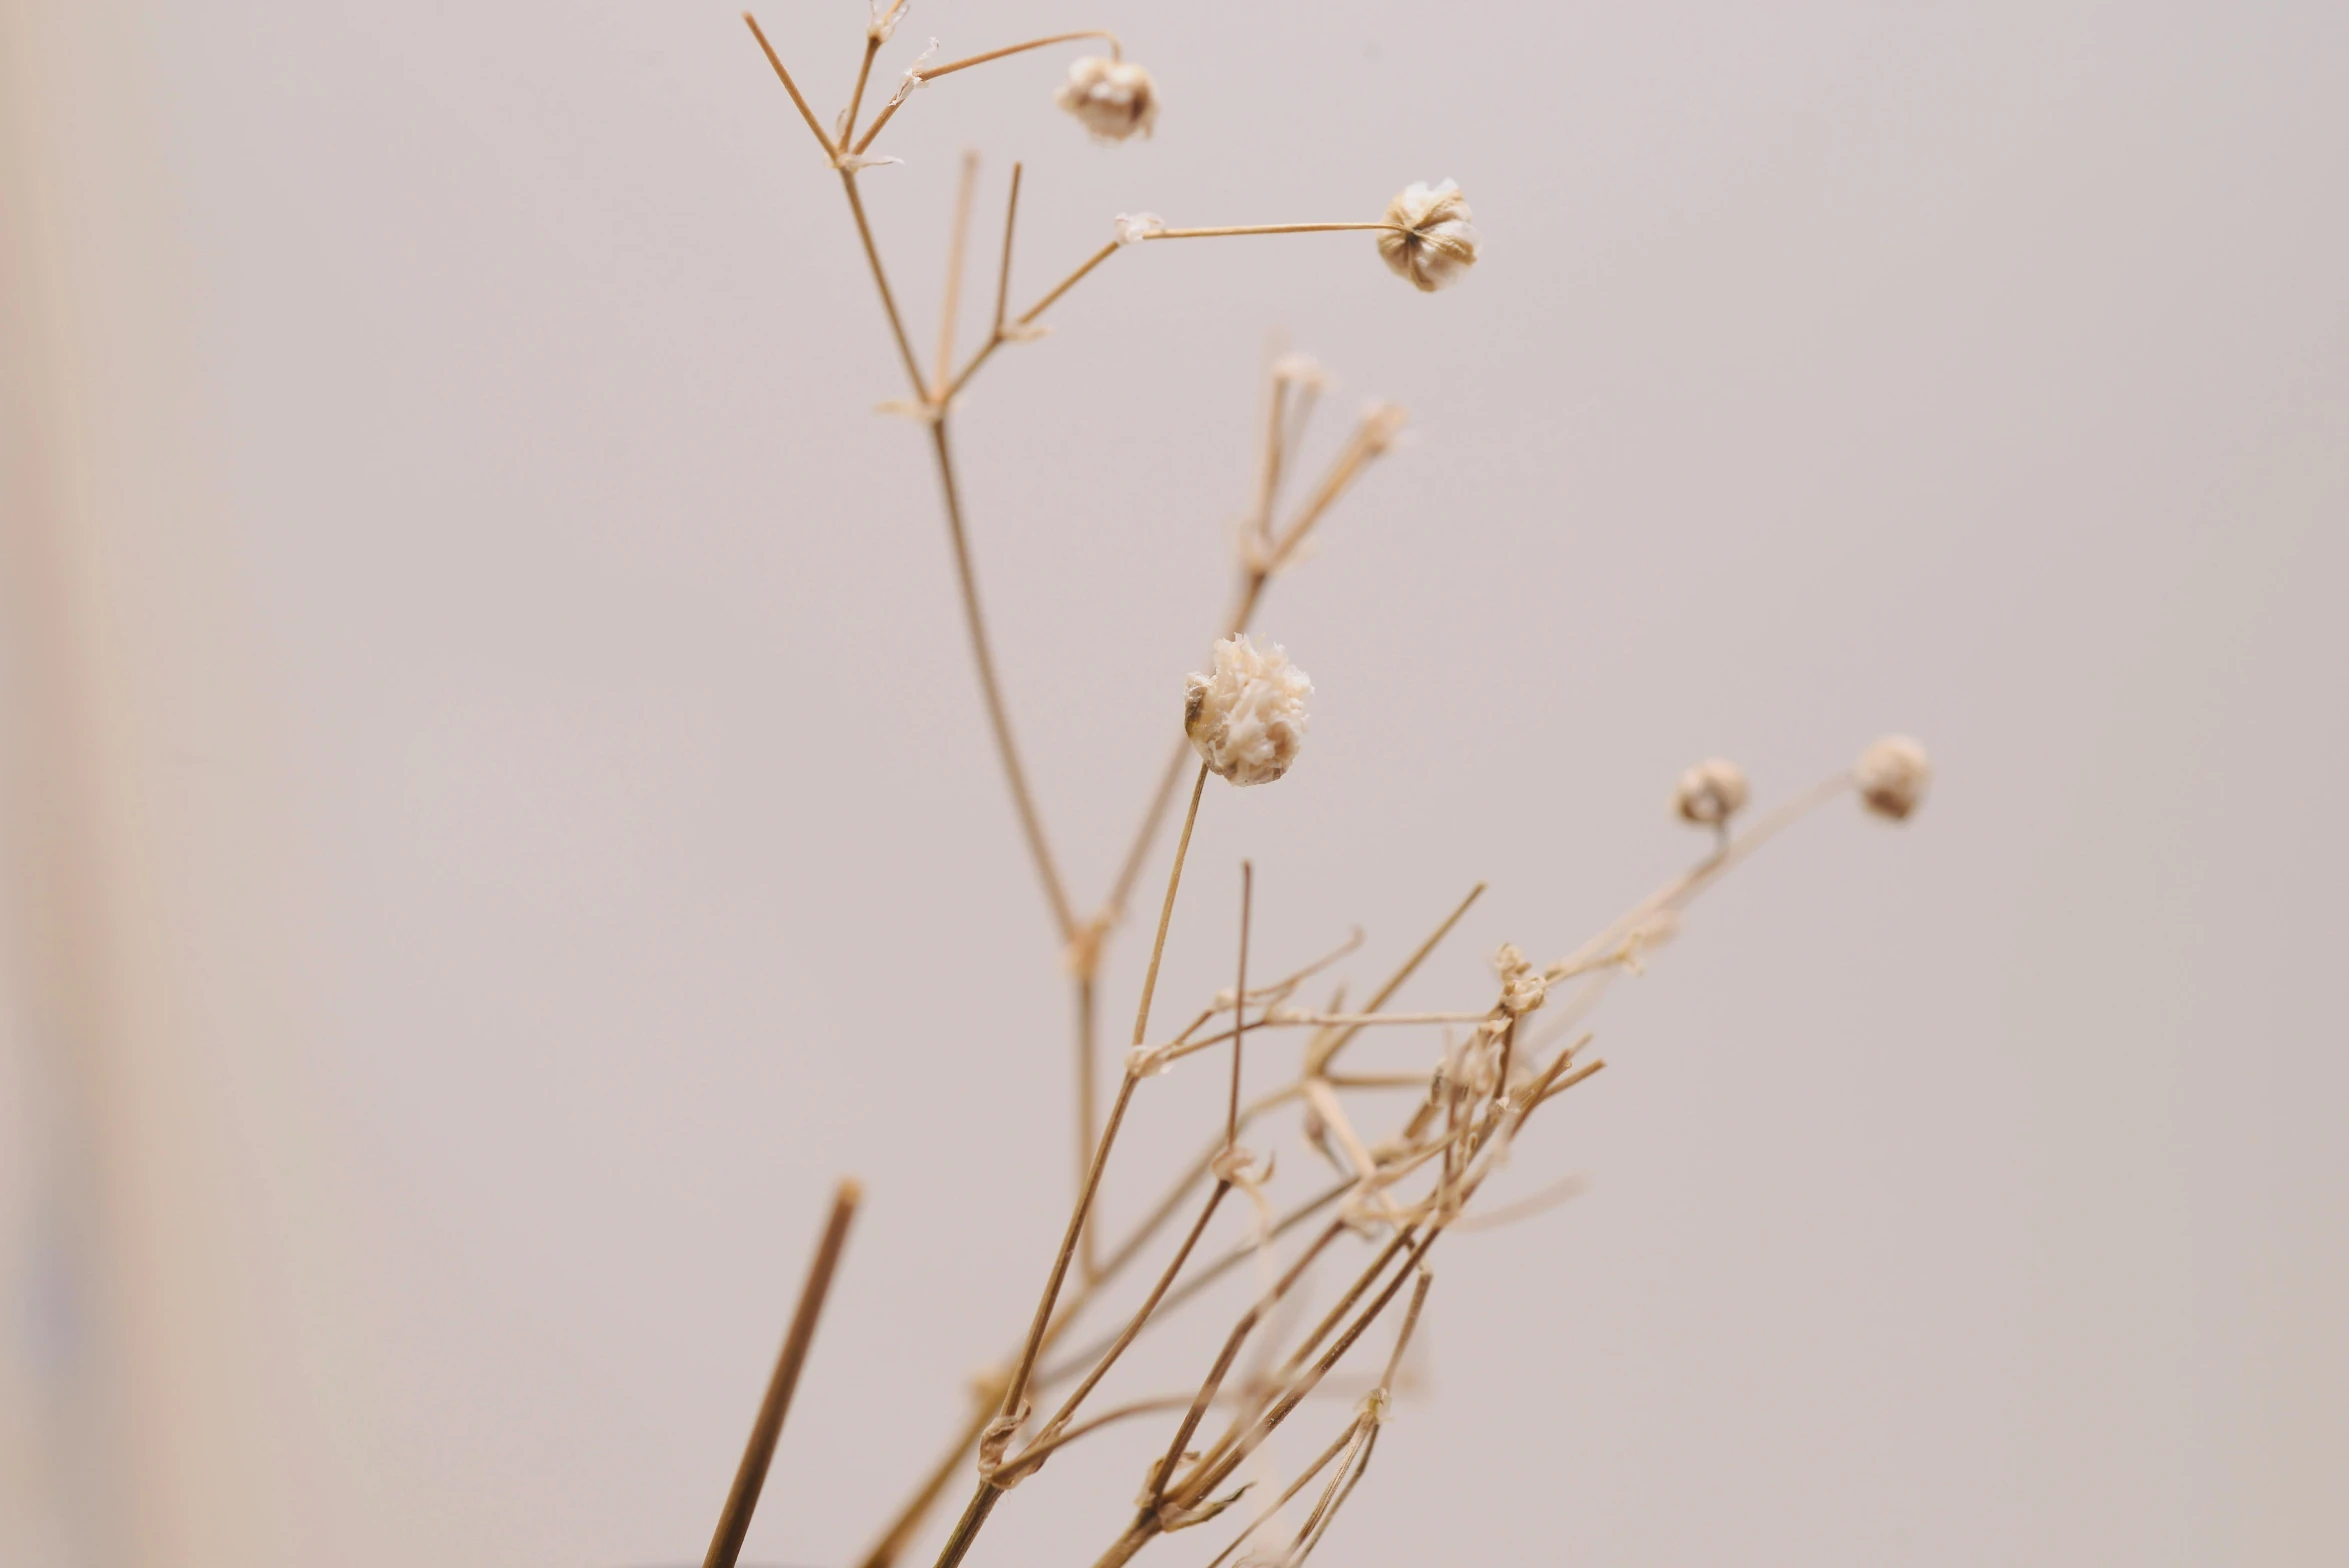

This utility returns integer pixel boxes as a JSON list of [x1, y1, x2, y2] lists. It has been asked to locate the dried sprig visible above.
[[719, 15, 1932, 1568]]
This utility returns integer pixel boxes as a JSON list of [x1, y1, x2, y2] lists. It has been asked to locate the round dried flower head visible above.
[[1056, 56, 1157, 141], [1494, 943, 1547, 1017], [1855, 734, 1932, 821], [1673, 757, 1750, 827], [1377, 179, 1480, 292], [1184, 634, 1312, 786]]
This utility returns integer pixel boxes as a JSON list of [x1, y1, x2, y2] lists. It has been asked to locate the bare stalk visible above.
[[841, 35, 882, 148], [840, 171, 928, 392], [1228, 862, 1253, 1150], [932, 150, 982, 398], [854, 31, 1123, 154], [702, 1180, 862, 1568], [926, 416, 1078, 938], [743, 13, 837, 156]]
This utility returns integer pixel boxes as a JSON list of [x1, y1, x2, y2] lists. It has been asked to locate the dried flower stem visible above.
[[927, 415, 1078, 937], [925, 30, 1124, 81], [840, 170, 927, 391], [1001, 1180, 1234, 1483], [852, 31, 1124, 154], [744, 13, 837, 156], [841, 35, 882, 148], [1228, 863, 1252, 1149], [1131, 763, 1210, 1048], [1145, 222, 1403, 240], [933, 150, 982, 398], [990, 163, 1023, 340], [702, 1179, 861, 1568]]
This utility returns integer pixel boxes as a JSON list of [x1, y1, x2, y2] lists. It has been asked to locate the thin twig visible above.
[[1131, 763, 1210, 1050], [841, 35, 882, 149], [923, 30, 1122, 81], [743, 13, 837, 157], [1001, 1181, 1233, 1482], [1147, 222, 1401, 240], [992, 163, 1023, 338], [1229, 863, 1252, 1149], [1306, 883, 1486, 1075], [932, 150, 982, 399], [926, 416, 1078, 938], [703, 1179, 862, 1568], [854, 32, 1123, 155], [840, 171, 928, 392]]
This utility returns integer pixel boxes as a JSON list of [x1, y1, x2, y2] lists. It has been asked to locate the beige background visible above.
[[3, 0, 2346, 1564]]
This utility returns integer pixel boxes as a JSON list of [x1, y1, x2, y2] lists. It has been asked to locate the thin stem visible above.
[[927, 416, 1077, 937], [1229, 862, 1252, 1149], [1174, 1230, 1440, 1508], [703, 1180, 862, 1568], [1146, 222, 1400, 240], [923, 30, 1122, 82], [929, 1481, 1002, 1568], [992, 163, 1023, 338], [1037, 1177, 1349, 1386], [1305, 882, 1486, 1076], [1001, 1073, 1139, 1431], [840, 171, 927, 392], [1132, 763, 1210, 1049], [1199, 1420, 1367, 1568], [940, 237, 1119, 403], [932, 150, 981, 398], [1075, 972, 1101, 1282], [842, 35, 882, 149], [853, 31, 1123, 155], [1002, 1181, 1233, 1481], [743, 13, 838, 156]]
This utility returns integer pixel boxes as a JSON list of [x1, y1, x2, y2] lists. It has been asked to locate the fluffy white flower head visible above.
[[1185, 634, 1312, 786], [1056, 56, 1158, 141], [1378, 179, 1480, 292], [1674, 757, 1750, 827], [1855, 735, 1931, 821]]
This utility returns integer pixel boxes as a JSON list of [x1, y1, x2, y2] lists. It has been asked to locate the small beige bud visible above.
[[1184, 634, 1312, 786], [1855, 735, 1932, 821], [1056, 56, 1157, 141], [1673, 757, 1750, 827], [1377, 179, 1480, 292], [1112, 210, 1165, 246], [1494, 943, 1547, 1017]]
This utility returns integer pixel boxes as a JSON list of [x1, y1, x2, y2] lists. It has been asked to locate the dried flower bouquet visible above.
[[698, 10, 1932, 1568]]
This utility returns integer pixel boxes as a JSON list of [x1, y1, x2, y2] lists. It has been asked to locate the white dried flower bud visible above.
[[1493, 943, 1547, 1017], [1673, 757, 1750, 827], [1357, 400, 1410, 454], [1377, 179, 1480, 292], [1184, 634, 1312, 786], [1270, 351, 1329, 390], [1855, 734, 1932, 821], [1113, 210, 1165, 246], [1055, 56, 1157, 141], [867, 0, 909, 44]]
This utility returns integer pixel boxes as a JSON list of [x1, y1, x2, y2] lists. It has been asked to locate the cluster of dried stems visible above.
[[697, 12, 1928, 1568]]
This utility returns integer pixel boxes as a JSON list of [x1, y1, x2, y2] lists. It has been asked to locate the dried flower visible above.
[[867, 0, 909, 44], [1494, 943, 1547, 1017], [1270, 351, 1329, 390], [1113, 211, 1165, 246], [1673, 757, 1750, 827], [1184, 634, 1312, 786], [1855, 735, 1932, 821], [1056, 56, 1158, 141], [1377, 179, 1480, 292]]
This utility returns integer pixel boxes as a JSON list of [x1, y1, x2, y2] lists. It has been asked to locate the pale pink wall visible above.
[[3, 1, 2345, 1564]]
